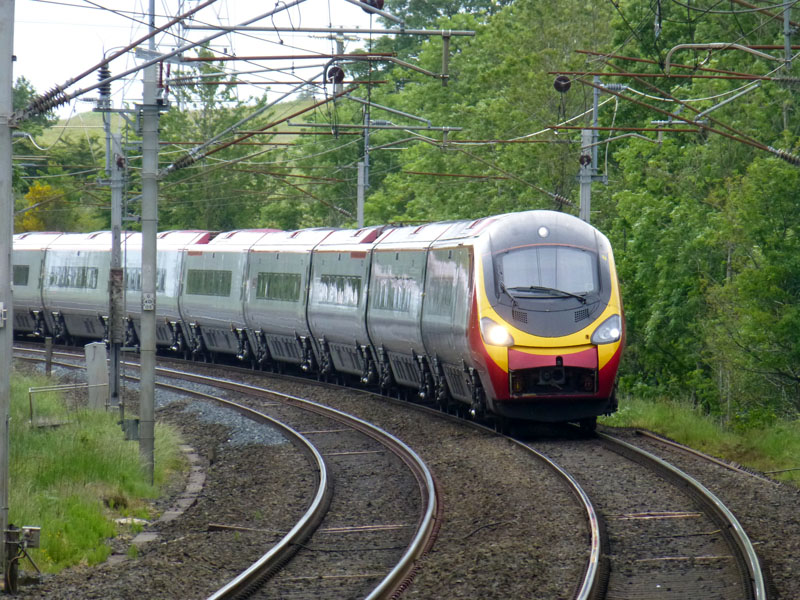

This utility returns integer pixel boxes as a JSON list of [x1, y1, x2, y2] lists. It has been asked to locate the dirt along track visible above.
[[529, 425, 800, 600]]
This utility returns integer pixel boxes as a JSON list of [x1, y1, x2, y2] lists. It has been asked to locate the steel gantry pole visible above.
[[0, 0, 14, 575], [0, 0, 14, 582], [140, 0, 159, 484]]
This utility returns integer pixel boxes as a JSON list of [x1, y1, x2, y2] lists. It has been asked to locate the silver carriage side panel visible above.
[[421, 217, 497, 401], [420, 243, 474, 402], [41, 232, 120, 341], [244, 229, 333, 366], [11, 232, 63, 335], [366, 222, 457, 389], [179, 230, 273, 355], [307, 226, 390, 377], [123, 231, 211, 348]]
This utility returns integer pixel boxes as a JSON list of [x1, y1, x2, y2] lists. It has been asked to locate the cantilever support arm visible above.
[[664, 43, 781, 74]]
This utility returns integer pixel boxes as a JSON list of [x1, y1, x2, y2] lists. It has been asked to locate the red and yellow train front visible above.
[[468, 215, 624, 423]]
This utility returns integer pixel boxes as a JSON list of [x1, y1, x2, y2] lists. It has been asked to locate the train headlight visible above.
[[480, 317, 515, 347], [591, 314, 622, 344]]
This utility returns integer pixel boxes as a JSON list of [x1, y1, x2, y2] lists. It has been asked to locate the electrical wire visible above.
[[669, 0, 800, 16]]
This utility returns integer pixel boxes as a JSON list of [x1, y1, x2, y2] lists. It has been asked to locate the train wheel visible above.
[[493, 417, 511, 435], [578, 417, 597, 434]]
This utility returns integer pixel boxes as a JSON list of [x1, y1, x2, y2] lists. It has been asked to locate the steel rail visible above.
[[634, 429, 777, 484], [15, 346, 440, 598], [12, 346, 335, 599], [149, 365, 440, 600], [514, 441, 606, 600], [14, 343, 599, 598], [598, 433, 767, 600]]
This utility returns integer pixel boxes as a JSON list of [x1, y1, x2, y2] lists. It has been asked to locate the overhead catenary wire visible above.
[[15, 0, 310, 122], [576, 76, 800, 165], [15, 0, 219, 121], [162, 82, 357, 174]]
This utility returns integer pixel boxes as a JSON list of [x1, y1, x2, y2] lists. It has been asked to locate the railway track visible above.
[[14, 343, 791, 599], [14, 345, 439, 599], [529, 431, 768, 600], [13, 343, 600, 598]]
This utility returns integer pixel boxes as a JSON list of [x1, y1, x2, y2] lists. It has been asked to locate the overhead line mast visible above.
[[0, 0, 13, 584]]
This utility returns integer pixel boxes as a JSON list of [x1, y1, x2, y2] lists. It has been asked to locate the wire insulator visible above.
[[552, 193, 574, 207], [172, 154, 197, 171], [98, 65, 112, 98], [20, 85, 69, 121], [769, 147, 800, 167]]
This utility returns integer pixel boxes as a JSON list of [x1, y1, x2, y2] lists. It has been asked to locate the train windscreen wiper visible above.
[[498, 281, 519, 307], [506, 285, 587, 303]]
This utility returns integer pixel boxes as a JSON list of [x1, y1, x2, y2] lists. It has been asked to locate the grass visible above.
[[600, 395, 800, 486], [10, 371, 186, 573]]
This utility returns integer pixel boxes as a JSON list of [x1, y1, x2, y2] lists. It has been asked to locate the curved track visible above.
[[13, 345, 440, 599], [529, 431, 768, 600], [17, 342, 767, 599]]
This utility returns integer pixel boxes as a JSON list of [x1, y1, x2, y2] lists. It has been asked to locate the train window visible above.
[[47, 266, 99, 289], [426, 276, 454, 316], [186, 269, 232, 297], [370, 275, 414, 312], [13, 265, 29, 286], [124, 268, 167, 293], [317, 274, 361, 307], [256, 272, 302, 302], [500, 246, 596, 294]]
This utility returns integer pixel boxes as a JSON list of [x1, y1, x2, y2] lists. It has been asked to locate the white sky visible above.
[[13, 0, 385, 119]]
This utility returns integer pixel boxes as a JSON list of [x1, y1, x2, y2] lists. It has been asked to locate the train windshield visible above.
[[498, 246, 597, 296]]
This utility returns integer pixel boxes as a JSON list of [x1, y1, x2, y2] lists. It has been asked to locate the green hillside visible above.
[[38, 98, 315, 147]]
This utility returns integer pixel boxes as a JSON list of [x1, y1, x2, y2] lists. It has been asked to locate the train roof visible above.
[[313, 224, 394, 251], [12, 231, 64, 250], [200, 228, 281, 251], [40, 231, 139, 250], [120, 230, 213, 250], [250, 228, 335, 252], [474, 210, 606, 252]]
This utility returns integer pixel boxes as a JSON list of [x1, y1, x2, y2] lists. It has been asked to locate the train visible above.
[[11, 210, 624, 429]]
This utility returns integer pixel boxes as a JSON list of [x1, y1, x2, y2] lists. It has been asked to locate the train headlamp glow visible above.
[[591, 314, 622, 344], [480, 317, 515, 347], [537, 226, 550, 238]]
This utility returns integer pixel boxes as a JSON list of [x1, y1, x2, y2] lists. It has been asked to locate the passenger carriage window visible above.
[[186, 269, 232, 297], [317, 274, 361, 307], [47, 266, 99, 289], [370, 276, 413, 312], [426, 277, 454, 316], [124, 268, 167, 293], [13, 265, 29, 286], [256, 272, 302, 302]]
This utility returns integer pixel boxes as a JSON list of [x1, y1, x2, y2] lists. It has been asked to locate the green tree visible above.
[[158, 49, 285, 231]]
